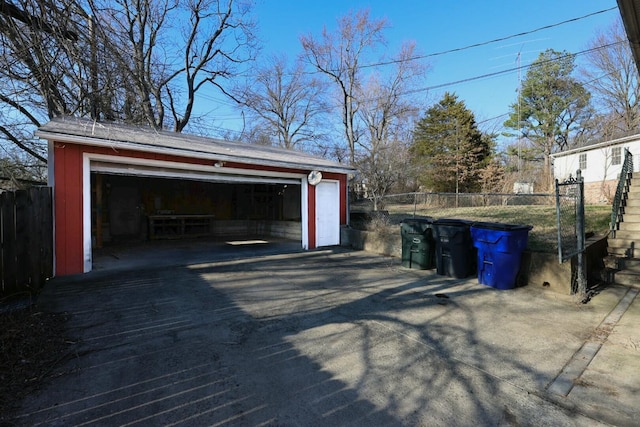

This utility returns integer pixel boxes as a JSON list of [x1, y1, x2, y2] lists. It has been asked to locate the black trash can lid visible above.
[[471, 221, 532, 231], [433, 218, 472, 227], [401, 216, 434, 224]]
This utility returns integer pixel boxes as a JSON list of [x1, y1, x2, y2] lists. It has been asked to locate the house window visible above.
[[612, 147, 622, 165], [579, 153, 587, 170]]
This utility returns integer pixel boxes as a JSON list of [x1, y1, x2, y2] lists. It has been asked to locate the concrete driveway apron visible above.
[[14, 248, 640, 426]]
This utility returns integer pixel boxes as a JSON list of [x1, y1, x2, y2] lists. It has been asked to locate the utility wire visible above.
[[187, 6, 620, 79], [197, 41, 626, 138], [357, 7, 618, 70], [198, 9, 623, 135], [384, 42, 624, 98]]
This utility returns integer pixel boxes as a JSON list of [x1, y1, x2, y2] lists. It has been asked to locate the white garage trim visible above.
[[81, 152, 309, 273], [301, 175, 309, 250], [86, 153, 305, 179], [92, 162, 301, 185], [82, 154, 92, 272]]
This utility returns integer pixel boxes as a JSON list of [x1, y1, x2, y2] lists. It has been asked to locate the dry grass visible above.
[[382, 204, 611, 253]]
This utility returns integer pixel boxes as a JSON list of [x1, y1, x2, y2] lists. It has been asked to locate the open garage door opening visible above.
[[90, 172, 303, 269]]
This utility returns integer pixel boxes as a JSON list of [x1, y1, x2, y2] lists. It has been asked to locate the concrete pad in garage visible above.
[[13, 249, 640, 426]]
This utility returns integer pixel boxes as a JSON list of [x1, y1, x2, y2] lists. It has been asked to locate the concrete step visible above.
[[608, 247, 628, 258], [618, 258, 640, 272], [619, 213, 640, 223], [613, 270, 640, 287], [618, 221, 640, 232], [607, 239, 640, 258], [612, 230, 640, 241], [627, 185, 640, 194], [620, 199, 640, 210], [623, 197, 640, 207]]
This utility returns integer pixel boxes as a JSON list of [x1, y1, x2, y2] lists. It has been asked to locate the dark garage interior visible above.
[[90, 173, 303, 250]]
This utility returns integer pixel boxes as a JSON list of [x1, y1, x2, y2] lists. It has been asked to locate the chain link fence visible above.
[[555, 181, 581, 262], [555, 172, 586, 295], [353, 192, 557, 224], [350, 189, 609, 258]]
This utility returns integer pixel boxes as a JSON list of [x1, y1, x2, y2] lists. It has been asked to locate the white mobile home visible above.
[[551, 134, 640, 204]]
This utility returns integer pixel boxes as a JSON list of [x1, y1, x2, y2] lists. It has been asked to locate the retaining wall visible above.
[[341, 226, 608, 295]]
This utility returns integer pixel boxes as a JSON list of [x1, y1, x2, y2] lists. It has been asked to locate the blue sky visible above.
[[204, 1, 621, 143]]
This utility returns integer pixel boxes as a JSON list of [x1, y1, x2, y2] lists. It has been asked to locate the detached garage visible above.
[[37, 117, 354, 276]]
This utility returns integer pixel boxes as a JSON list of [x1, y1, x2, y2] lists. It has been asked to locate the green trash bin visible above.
[[401, 218, 435, 269]]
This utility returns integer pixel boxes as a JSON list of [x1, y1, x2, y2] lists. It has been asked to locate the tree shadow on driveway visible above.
[[12, 249, 625, 426]]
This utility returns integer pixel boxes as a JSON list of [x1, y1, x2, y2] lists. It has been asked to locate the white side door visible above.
[[315, 180, 340, 247]]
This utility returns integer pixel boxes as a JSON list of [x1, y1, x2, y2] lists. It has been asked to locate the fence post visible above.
[[555, 178, 562, 263], [576, 170, 586, 296]]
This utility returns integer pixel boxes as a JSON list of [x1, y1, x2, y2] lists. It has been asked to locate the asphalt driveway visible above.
[[13, 247, 640, 426]]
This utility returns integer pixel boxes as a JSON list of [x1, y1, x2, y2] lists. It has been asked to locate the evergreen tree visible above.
[[504, 49, 592, 190], [411, 92, 492, 193]]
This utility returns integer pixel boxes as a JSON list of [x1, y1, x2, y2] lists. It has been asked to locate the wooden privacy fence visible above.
[[1, 187, 53, 299]]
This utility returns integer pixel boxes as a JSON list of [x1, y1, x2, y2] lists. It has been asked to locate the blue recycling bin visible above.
[[470, 222, 533, 290]]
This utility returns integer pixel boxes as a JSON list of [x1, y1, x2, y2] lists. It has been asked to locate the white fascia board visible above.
[[93, 164, 300, 184], [86, 153, 305, 180]]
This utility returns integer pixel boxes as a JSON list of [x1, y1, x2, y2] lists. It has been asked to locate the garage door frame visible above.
[[81, 152, 309, 272]]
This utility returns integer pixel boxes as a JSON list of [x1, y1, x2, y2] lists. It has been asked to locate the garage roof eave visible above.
[[618, 0, 640, 74], [549, 133, 640, 158], [36, 117, 356, 175]]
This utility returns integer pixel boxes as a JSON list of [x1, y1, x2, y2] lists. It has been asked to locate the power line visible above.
[[399, 42, 624, 97], [216, 7, 620, 79], [197, 41, 627, 138], [196, 9, 624, 136], [358, 7, 618, 70]]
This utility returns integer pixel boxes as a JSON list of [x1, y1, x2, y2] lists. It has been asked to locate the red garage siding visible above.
[[53, 143, 84, 275], [324, 172, 348, 224], [307, 184, 316, 249]]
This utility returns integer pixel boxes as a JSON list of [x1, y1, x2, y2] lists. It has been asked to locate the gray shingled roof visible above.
[[36, 117, 354, 174]]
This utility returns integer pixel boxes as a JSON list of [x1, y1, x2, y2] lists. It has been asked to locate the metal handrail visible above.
[[611, 148, 633, 235]]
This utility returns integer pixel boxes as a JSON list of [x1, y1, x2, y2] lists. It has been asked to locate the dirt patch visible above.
[[0, 305, 72, 424]]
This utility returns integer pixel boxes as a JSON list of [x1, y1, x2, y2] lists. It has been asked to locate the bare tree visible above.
[[0, 0, 90, 177], [300, 9, 386, 164], [235, 54, 327, 150], [356, 41, 426, 209], [582, 19, 640, 136], [0, 0, 257, 177], [93, 0, 257, 131]]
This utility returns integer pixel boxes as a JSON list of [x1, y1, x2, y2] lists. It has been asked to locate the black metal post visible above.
[[555, 178, 563, 263], [576, 170, 586, 296]]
